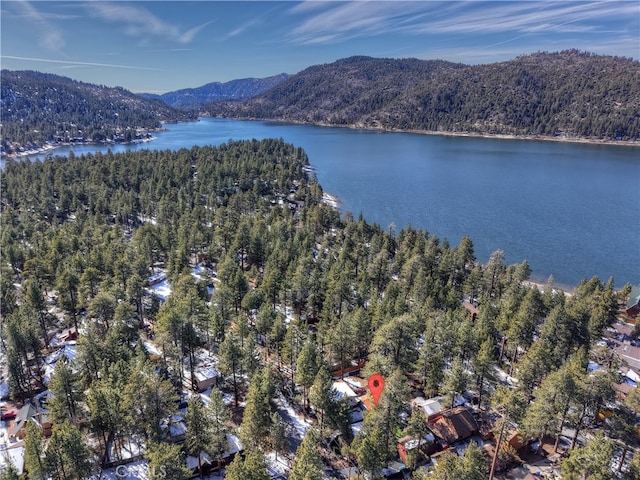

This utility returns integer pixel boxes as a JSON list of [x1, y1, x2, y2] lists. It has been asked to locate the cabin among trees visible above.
[[0, 139, 637, 479], [623, 285, 640, 320]]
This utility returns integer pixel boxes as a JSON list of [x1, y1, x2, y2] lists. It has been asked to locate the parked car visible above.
[[1, 409, 17, 421]]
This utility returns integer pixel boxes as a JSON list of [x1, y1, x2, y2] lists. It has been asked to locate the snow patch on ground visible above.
[[265, 451, 290, 478], [493, 365, 518, 386], [275, 392, 310, 441]]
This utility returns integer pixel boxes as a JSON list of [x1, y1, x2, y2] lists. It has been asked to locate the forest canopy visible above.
[[1, 70, 196, 154], [0, 139, 627, 479]]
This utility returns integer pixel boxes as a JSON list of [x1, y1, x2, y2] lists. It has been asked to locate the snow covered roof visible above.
[[186, 451, 213, 470], [400, 433, 435, 450], [193, 364, 218, 382], [381, 460, 406, 476], [223, 433, 242, 457], [147, 280, 171, 302], [45, 344, 77, 364], [412, 396, 444, 417], [43, 345, 77, 385], [146, 272, 166, 284], [142, 340, 161, 356], [625, 368, 640, 383], [332, 381, 358, 400], [169, 416, 187, 438]]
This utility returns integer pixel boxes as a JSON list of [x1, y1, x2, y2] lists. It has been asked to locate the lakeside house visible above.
[[623, 285, 640, 320], [610, 322, 640, 371]]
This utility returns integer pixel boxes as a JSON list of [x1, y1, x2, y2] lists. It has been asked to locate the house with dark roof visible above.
[[624, 285, 640, 320], [8, 401, 51, 440], [427, 407, 479, 445]]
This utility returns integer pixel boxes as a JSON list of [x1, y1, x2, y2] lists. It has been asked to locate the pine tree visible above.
[[239, 368, 273, 450], [289, 429, 324, 480], [224, 450, 270, 480], [145, 441, 190, 480], [22, 278, 49, 346], [44, 422, 92, 480], [415, 339, 445, 397], [185, 396, 213, 478], [472, 335, 495, 408], [56, 269, 80, 332], [122, 361, 177, 442], [443, 356, 468, 409], [428, 441, 486, 480], [244, 450, 272, 480], [23, 420, 46, 480], [561, 431, 615, 480], [47, 356, 84, 424], [295, 339, 320, 411], [0, 463, 20, 480], [354, 421, 387, 479], [208, 387, 232, 472], [270, 412, 289, 463], [309, 366, 336, 434], [219, 330, 243, 406]]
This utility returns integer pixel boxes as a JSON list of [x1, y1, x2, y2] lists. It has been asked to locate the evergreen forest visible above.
[[0, 139, 637, 479], [1, 70, 195, 155]]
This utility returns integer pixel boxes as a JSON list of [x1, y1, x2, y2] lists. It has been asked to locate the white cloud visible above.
[[180, 21, 215, 43], [86, 2, 211, 44], [9, 0, 66, 52], [227, 18, 262, 38], [2, 55, 163, 71], [288, 1, 434, 44], [412, 1, 636, 35], [286, 0, 638, 44]]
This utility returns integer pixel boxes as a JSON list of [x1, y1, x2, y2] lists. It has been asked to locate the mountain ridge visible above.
[[139, 73, 291, 110], [206, 51, 640, 141], [1, 70, 195, 155]]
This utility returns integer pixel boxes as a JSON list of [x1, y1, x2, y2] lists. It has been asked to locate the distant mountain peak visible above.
[[142, 73, 291, 110]]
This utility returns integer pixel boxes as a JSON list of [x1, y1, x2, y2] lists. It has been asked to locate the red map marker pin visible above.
[[368, 373, 385, 407]]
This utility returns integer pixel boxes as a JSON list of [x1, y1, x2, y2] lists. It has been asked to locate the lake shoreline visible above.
[[211, 115, 640, 148], [4, 118, 638, 160], [3, 117, 635, 288]]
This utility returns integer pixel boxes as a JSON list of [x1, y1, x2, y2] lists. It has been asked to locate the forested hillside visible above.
[[0, 70, 195, 155], [141, 73, 291, 110], [207, 50, 640, 141], [2, 139, 634, 479]]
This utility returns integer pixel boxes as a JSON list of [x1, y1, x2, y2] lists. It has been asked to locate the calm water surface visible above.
[[14, 118, 640, 288]]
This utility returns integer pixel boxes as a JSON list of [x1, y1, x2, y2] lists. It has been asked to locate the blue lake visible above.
[[12, 117, 640, 289]]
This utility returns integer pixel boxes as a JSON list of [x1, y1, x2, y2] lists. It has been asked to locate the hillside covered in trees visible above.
[[141, 73, 291, 110], [207, 50, 640, 141], [0, 70, 196, 155], [1, 139, 637, 479]]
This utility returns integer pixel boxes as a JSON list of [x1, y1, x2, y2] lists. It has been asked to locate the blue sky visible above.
[[2, 1, 638, 93]]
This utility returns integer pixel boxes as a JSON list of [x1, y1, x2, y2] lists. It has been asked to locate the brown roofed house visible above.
[[428, 407, 479, 445]]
